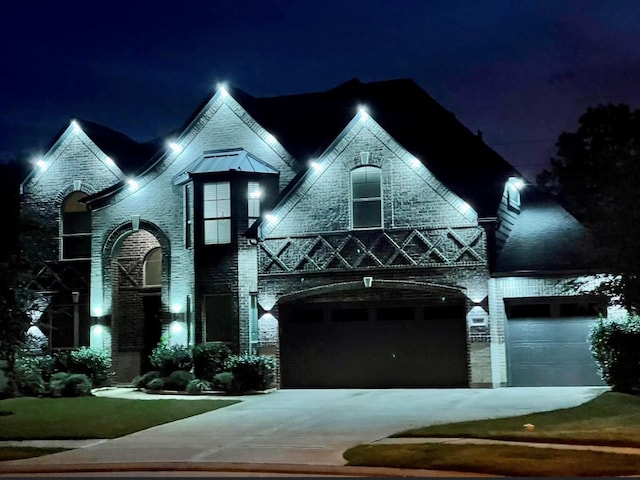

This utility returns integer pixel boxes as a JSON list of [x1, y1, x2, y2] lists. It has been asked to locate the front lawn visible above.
[[0, 447, 68, 462], [0, 397, 238, 440], [344, 443, 640, 477], [394, 391, 640, 447]]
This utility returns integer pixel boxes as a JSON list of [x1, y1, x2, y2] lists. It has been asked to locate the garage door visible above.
[[279, 301, 468, 388], [506, 298, 605, 386]]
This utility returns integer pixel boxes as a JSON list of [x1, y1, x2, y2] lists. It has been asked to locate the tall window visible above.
[[143, 248, 162, 287], [62, 191, 91, 259], [351, 166, 382, 228], [203, 182, 231, 245], [248, 181, 260, 227]]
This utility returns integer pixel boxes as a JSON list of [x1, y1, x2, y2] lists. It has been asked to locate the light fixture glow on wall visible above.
[[168, 142, 183, 154], [266, 133, 277, 145], [265, 213, 277, 223], [37, 159, 48, 171], [93, 307, 103, 317], [249, 189, 263, 199], [410, 157, 421, 169], [358, 105, 369, 122], [92, 325, 104, 335], [218, 83, 229, 98], [170, 321, 183, 334], [105, 156, 115, 166], [508, 177, 525, 191], [309, 160, 323, 171], [127, 179, 139, 191], [171, 304, 183, 314], [71, 120, 81, 132], [460, 201, 471, 213]]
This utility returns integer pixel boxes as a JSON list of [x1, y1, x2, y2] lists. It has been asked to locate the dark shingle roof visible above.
[[75, 119, 162, 176], [495, 188, 600, 273], [232, 78, 521, 217]]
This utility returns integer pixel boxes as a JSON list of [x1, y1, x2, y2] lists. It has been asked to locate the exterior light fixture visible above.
[[37, 159, 48, 171], [410, 157, 421, 169], [265, 213, 276, 223], [358, 105, 369, 122], [309, 160, 323, 171], [266, 134, 277, 145], [71, 120, 81, 132], [363, 276, 373, 288], [168, 142, 183, 154], [508, 177, 525, 191], [460, 201, 471, 213], [218, 83, 229, 98], [127, 179, 139, 191], [105, 156, 115, 166], [93, 307, 103, 317], [171, 304, 182, 314], [92, 325, 103, 335]]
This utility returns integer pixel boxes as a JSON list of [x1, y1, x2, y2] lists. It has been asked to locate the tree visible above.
[[538, 104, 640, 311]]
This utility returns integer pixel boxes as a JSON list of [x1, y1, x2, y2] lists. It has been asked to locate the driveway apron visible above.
[[4, 387, 605, 467]]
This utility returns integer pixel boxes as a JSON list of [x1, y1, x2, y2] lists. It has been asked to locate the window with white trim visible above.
[[203, 182, 231, 245], [248, 181, 260, 227], [351, 166, 382, 228], [61, 191, 91, 259]]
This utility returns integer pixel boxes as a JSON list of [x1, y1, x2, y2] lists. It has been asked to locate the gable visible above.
[[260, 112, 478, 239]]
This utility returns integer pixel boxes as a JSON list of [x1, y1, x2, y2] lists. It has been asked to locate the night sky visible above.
[[2, 0, 640, 180]]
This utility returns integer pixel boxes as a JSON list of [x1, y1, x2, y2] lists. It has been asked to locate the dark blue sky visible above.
[[2, 0, 640, 180]]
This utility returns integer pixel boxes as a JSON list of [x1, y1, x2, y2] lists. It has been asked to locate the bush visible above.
[[186, 378, 212, 394], [164, 370, 195, 391], [192, 342, 231, 382], [590, 315, 640, 393], [150, 337, 193, 376], [50, 372, 93, 397], [68, 348, 112, 387], [226, 354, 277, 393], [0, 370, 15, 399], [213, 372, 235, 393], [14, 355, 54, 396], [145, 377, 165, 391], [133, 371, 161, 389]]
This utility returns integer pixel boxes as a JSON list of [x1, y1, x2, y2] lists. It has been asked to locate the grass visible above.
[[344, 443, 640, 477], [0, 447, 68, 462], [393, 391, 640, 447], [0, 396, 238, 440]]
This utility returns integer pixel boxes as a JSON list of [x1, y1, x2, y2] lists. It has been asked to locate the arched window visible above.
[[143, 248, 162, 287], [61, 191, 91, 259], [351, 166, 382, 228]]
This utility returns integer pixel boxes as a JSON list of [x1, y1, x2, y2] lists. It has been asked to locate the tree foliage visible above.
[[538, 104, 640, 311]]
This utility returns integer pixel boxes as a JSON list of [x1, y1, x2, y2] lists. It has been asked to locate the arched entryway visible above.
[[278, 280, 469, 388], [110, 229, 166, 382]]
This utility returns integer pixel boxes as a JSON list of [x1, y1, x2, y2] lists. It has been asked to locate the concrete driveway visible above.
[[5, 387, 606, 468]]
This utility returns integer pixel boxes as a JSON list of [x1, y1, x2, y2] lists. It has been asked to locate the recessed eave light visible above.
[[168, 142, 183, 154], [265, 213, 277, 223], [37, 159, 48, 171], [358, 105, 369, 122], [266, 133, 277, 145], [127, 179, 139, 191], [508, 177, 525, 191]]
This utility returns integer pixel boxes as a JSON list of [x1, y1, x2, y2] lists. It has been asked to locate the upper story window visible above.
[[351, 166, 382, 229], [248, 181, 260, 227], [203, 182, 231, 244], [61, 191, 91, 259], [143, 247, 162, 287]]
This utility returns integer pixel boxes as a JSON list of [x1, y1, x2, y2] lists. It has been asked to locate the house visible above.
[[20, 79, 607, 387]]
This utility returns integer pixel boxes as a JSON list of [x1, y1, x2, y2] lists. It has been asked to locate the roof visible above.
[[495, 188, 601, 273], [74, 119, 161, 176], [232, 78, 521, 217], [173, 148, 279, 185]]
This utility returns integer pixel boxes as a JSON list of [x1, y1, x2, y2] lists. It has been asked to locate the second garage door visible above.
[[279, 301, 469, 388]]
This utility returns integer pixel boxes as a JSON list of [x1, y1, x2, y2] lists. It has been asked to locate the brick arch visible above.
[[277, 279, 465, 305], [55, 182, 99, 206], [101, 220, 172, 314]]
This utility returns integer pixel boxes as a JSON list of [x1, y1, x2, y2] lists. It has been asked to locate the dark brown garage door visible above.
[[279, 301, 469, 388]]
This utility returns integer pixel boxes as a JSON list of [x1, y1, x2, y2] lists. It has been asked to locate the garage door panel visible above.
[[280, 303, 468, 388], [508, 317, 604, 386]]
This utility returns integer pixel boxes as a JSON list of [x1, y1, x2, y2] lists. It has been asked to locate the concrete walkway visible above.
[[0, 386, 609, 475]]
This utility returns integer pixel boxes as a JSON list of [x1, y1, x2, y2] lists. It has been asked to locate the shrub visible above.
[[164, 370, 194, 391], [133, 371, 161, 389], [590, 314, 640, 393], [145, 377, 165, 391], [50, 372, 93, 397], [213, 372, 235, 393], [225, 354, 277, 392], [14, 355, 54, 396], [68, 348, 112, 387], [186, 378, 212, 394], [0, 370, 15, 399], [150, 337, 193, 376], [192, 342, 231, 382]]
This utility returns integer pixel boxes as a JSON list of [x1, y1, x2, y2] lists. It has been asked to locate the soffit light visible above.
[[128, 179, 139, 191], [70, 119, 81, 133], [508, 177, 525, 191], [37, 159, 48, 171], [217, 83, 229, 98], [168, 142, 183, 154], [105, 156, 115, 166], [265, 213, 277, 223], [309, 160, 323, 171], [266, 133, 277, 145], [358, 105, 369, 122]]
